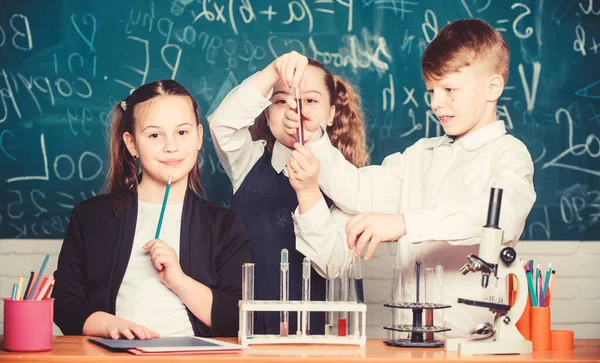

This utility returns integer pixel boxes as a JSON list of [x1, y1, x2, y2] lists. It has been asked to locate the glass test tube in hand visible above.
[[280, 249, 289, 337], [294, 87, 304, 145], [325, 264, 338, 336], [242, 263, 255, 338], [302, 257, 311, 335]]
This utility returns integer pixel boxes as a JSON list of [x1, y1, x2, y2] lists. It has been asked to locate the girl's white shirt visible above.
[[115, 201, 194, 336]]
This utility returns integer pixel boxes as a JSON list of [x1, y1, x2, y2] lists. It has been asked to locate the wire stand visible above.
[[383, 261, 451, 348]]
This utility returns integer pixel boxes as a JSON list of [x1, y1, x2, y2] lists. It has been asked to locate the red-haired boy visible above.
[[293, 18, 536, 337]]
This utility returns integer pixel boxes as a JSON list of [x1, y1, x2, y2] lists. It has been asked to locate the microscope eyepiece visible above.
[[485, 188, 503, 229]]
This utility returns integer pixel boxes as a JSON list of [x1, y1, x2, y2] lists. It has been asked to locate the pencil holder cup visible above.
[[530, 306, 551, 351], [515, 292, 531, 340], [2, 298, 54, 352], [551, 329, 574, 351]]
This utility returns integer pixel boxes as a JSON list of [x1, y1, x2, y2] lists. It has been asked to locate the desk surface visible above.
[[0, 336, 599, 362]]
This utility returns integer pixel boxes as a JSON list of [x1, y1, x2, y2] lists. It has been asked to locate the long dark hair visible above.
[[104, 80, 203, 216], [249, 59, 369, 167]]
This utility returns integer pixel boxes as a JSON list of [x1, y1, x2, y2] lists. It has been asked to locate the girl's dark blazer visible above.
[[51, 189, 251, 337]]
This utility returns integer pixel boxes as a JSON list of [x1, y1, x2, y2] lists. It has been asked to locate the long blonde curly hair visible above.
[[249, 59, 369, 168]]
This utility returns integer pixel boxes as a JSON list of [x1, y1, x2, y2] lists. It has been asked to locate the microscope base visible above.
[[446, 338, 532, 356]]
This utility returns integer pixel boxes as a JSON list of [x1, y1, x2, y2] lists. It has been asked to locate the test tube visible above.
[[353, 256, 364, 303], [348, 264, 359, 336], [242, 263, 255, 338], [325, 264, 338, 336], [338, 265, 349, 336], [302, 257, 311, 335], [391, 265, 406, 340], [424, 267, 435, 340], [436, 265, 446, 339], [280, 249, 289, 337], [294, 87, 304, 144]]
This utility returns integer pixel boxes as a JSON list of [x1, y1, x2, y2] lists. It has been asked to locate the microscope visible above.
[[445, 188, 532, 356]]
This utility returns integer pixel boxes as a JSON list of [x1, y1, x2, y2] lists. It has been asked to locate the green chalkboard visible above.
[[1, 0, 599, 239]]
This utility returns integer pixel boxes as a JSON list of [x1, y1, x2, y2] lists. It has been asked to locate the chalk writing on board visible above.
[[542, 108, 600, 177], [189, 0, 257, 35], [363, 0, 417, 19], [399, 108, 422, 138], [579, 0, 600, 16], [7, 216, 71, 238], [5, 134, 49, 183], [574, 24, 600, 56], [8, 14, 33, 51], [421, 9, 438, 44], [1, 0, 598, 239], [66, 108, 93, 136], [575, 80, 600, 99], [71, 13, 97, 53], [511, 3, 533, 39], [382, 73, 395, 112], [574, 25, 588, 56], [308, 29, 392, 74], [518, 62, 541, 112], [527, 206, 551, 240], [113, 35, 182, 90], [402, 86, 418, 109], [0, 130, 16, 161], [558, 183, 600, 232]]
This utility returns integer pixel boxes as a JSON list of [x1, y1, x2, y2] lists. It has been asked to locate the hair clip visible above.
[[120, 100, 127, 111]]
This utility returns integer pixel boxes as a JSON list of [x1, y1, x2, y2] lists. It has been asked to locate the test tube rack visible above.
[[238, 300, 367, 347], [383, 261, 451, 348], [383, 301, 451, 347]]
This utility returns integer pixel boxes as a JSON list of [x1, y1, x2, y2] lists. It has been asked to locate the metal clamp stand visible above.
[[383, 261, 451, 348]]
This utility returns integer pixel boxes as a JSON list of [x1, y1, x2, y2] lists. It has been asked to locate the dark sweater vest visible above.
[[231, 151, 326, 334]]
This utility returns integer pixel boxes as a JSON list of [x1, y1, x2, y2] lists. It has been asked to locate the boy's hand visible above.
[[83, 312, 159, 340], [143, 239, 186, 293], [346, 213, 406, 260], [288, 143, 320, 193]]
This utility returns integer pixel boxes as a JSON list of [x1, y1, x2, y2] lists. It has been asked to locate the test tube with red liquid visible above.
[[338, 265, 349, 337], [294, 87, 304, 145]]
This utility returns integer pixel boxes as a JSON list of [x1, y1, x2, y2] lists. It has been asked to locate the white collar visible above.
[[422, 121, 507, 150], [271, 140, 292, 175]]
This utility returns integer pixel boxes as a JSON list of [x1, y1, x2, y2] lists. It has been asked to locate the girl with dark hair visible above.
[[52, 80, 250, 339], [208, 51, 368, 335]]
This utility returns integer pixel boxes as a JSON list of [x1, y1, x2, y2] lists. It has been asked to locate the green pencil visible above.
[[526, 270, 537, 307], [155, 176, 172, 239]]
